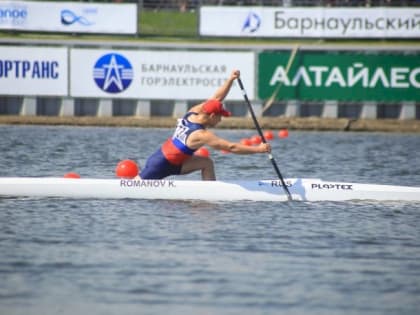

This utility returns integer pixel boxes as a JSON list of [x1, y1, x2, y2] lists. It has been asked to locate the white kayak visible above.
[[0, 177, 419, 202]]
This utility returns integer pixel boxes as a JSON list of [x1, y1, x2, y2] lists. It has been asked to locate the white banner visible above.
[[70, 49, 255, 100], [0, 1, 137, 34], [200, 6, 420, 38], [0, 46, 68, 96]]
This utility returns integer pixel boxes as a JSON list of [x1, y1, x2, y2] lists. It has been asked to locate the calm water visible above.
[[1, 125, 420, 315]]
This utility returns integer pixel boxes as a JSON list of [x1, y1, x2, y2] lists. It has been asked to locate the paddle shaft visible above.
[[237, 78, 292, 201]]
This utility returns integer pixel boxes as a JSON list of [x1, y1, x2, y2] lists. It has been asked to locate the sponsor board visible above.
[[0, 46, 67, 96], [0, 1, 137, 34], [200, 6, 420, 38], [259, 51, 420, 102], [70, 49, 255, 99]]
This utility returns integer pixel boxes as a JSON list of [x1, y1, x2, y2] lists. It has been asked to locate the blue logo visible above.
[[242, 12, 261, 33], [61, 9, 93, 26], [93, 53, 133, 94]]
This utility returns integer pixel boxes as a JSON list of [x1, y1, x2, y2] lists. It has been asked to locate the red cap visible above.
[[202, 99, 231, 117]]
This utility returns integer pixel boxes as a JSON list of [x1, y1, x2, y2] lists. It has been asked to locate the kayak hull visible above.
[[0, 177, 419, 202]]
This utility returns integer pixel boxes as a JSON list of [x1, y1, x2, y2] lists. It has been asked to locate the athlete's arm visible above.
[[187, 70, 240, 114], [189, 130, 271, 154], [211, 70, 240, 102]]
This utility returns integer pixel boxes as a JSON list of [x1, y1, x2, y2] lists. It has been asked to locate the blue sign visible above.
[[93, 53, 133, 94]]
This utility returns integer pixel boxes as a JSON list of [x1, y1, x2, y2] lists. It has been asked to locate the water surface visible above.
[[1, 125, 419, 315]]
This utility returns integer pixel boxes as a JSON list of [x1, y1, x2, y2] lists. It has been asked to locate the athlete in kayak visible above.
[[140, 69, 271, 180]]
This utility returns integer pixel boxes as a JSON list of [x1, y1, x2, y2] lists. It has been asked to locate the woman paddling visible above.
[[140, 69, 271, 180]]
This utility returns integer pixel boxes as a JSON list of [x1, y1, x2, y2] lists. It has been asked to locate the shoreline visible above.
[[0, 115, 419, 133]]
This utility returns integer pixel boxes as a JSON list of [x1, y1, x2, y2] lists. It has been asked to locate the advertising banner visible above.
[[0, 1, 137, 34], [0, 46, 68, 96], [70, 49, 255, 100], [200, 6, 420, 38], [258, 51, 420, 102]]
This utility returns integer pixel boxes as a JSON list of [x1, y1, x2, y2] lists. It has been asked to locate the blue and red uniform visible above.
[[140, 113, 204, 179]]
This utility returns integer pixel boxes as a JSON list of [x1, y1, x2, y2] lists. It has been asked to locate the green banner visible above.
[[258, 51, 420, 102]]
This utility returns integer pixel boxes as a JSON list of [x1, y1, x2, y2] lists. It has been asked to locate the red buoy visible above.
[[195, 147, 210, 157], [250, 135, 262, 145], [264, 130, 274, 140], [278, 129, 289, 139], [115, 159, 139, 179], [64, 172, 81, 179], [240, 138, 252, 146]]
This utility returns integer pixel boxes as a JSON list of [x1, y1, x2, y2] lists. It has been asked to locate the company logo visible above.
[[93, 53, 133, 94], [242, 12, 261, 33], [61, 9, 93, 26], [0, 5, 27, 26]]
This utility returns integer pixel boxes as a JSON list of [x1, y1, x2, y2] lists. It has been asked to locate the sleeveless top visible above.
[[161, 112, 204, 165]]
